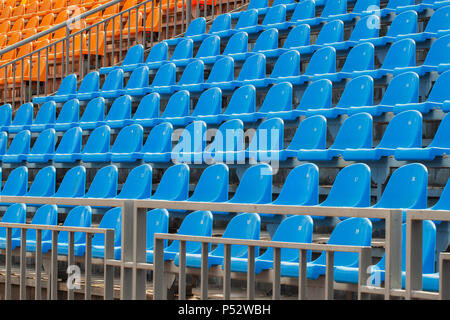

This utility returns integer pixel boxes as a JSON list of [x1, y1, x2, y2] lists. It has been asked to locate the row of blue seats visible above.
[[0, 202, 440, 291], [32, 33, 450, 109], [96, 7, 450, 78], [3, 161, 450, 224]]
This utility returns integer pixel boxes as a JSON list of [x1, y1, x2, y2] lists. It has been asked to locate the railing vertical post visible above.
[[385, 210, 403, 300], [51, 230, 58, 300], [406, 217, 423, 300], [133, 205, 147, 300], [65, 24, 70, 77], [298, 249, 307, 300], [104, 229, 115, 300], [67, 231, 75, 300], [223, 243, 231, 300], [200, 242, 209, 300], [5, 228, 12, 300], [247, 245, 255, 300], [85, 233, 92, 300], [178, 240, 187, 300], [325, 251, 334, 300], [272, 247, 281, 300], [120, 200, 135, 299], [20, 228, 27, 300], [358, 247, 372, 300], [153, 236, 166, 300], [35, 229, 42, 300], [440, 253, 450, 300]]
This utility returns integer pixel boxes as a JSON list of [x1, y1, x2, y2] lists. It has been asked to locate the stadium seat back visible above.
[[178, 60, 204, 86], [6, 130, 31, 156], [0, 204, 26, 239], [191, 87, 222, 117], [92, 207, 122, 247], [196, 35, 220, 58], [188, 163, 229, 202], [33, 101, 56, 126], [26, 166, 55, 197], [377, 110, 422, 149], [262, 4, 286, 25], [56, 99, 79, 124], [54, 166, 86, 198], [111, 124, 143, 154], [146, 208, 170, 250], [57, 206, 92, 244], [258, 82, 293, 113], [105, 95, 132, 121], [287, 115, 327, 150], [223, 31, 248, 55], [27, 204, 58, 243], [382, 38, 416, 69], [381, 72, 419, 105], [142, 122, 173, 153], [145, 42, 168, 63], [341, 42, 375, 73], [207, 56, 234, 83], [229, 163, 273, 203], [172, 39, 193, 60], [152, 63, 176, 87], [126, 66, 149, 89], [82, 125, 111, 154], [80, 97, 105, 123], [55, 126, 82, 155], [237, 53, 266, 81], [11, 102, 33, 126], [336, 75, 374, 109], [85, 165, 118, 198], [151, 164, 190, 201], [253, 28, 279, 52], [133, 93, 160, 120], [386, 10, 418, 37], [235, 9, 258, 29], [223, 85, 256, 115], [283, 24, 310, 48], [316, 20, 344, 45], [209, 13, 231, 33], [304, 46, 336, 76], [248, 118, 284, 153], [117, 164, 152, 199], [290, 0, 315, 21], [331, 112, 373, 149], [30, 128, 55, 155], [270, 50, 300, 78]]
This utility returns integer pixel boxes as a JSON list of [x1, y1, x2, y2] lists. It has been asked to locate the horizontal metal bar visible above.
[[0, 196, 125, 207], [0, 222, 112, 234], [406, 210, 450, 221]]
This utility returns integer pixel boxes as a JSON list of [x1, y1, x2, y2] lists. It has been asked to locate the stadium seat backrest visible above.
[[273, 163, 319, 206], [0, 132, 6, 155], [253, 28, 279, 52], [206, 119, 245, 157], [57, 206, 92, 244], [106, 95, 132, 121], [428, 113, 450, 149], [111, 124, 143, 154], [161, 90, 190, 119], [380, 72, 419, 105], [133, 93, 160, 120], [248, 117, 284, 152], [385, 0, 415, 9], [331, 112, 373, 150], [206, 56, 234, 83], [142, 122, 173, 153], [152, 63, 176, 87], [196, 35, 220, 58], [229, 163, 273, 203], [223, 85, 256, 115], [185, 17, 206, 37], [321, 163, 371, 207], [352, 0, 380, 13], [349, 14, 380, 41], [26, 166, 55, 197], [314, 218, 372, 267], [423, 34, 450, 66], [341, 42, 375, 73], [92, 207, 122, 247], [101, 69, 124, 92], [164, 210, 213, 254], [27, 204, 58, 243], [304, 46, 336, 76], [0, 104, 11, 127], [172, 39, 194, 60], [424, 5, 450, 33], [82, 125, 111, 154], [32, 101, 56, 126], [426, 70, 450, 103], [290, 0, 315, 21], [270, 50, 300, 78], [223, 31, 248, 55], [122, 44, 144, 66], [12, 102, 33, 126], [54, 166, 86, 198], [191, 88, 222, 117], [146, 208, 170, 250], [235, 10, 258, 30], [298, 79, 333, 111], [283, 24, 310, 48], [248, 0, 268, 10], [336, 75, 374, 109], [373, 163, 428, 209], [78, 72, 99, 95], [172, 121, 207, 157], [210, 212, 261, 258], [151, 164, 190, 201], [377, 110, 422, 149], [381, 38, 416, 69], [237, 53, 266, 81], [56, 99, 79, 124], [85, 165, 118, 198], [117, 164, 152, 199], [126, 66, 149, 89], [287, 115, 327, 150], [55, 126, 82, 155], [0, 203, 26, 239], [178, 60, 204, 86], [145, 42, 168, 63], [258, 82, 293, 113], [316, 20, 344, 45], [30, 128, 55, 155], [209, 13, 231, 33], [188, 163, 229, 202], [321, 0, 347, 17], [80, 97, 105, 123], [262, 4, 286, 25], [386, 10, 418, 37], [55, 74, 77, 96], [6, 130, 31, 156]]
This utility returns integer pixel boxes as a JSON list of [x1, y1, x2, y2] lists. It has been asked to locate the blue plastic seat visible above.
[[175, 212, 261, 268], [299, 112, 373, 160], [328, 0, 380, 22], [32, 74, 77, 104], [80, 125, 110, 162], [186, 87, 222, 124], [254, 82, 293, 119], [91, 207, 122, 259], [193, 35, 221, 61], [334, 221, 436, 286], [146, 63, 177, 94], [78, 69, 123, 101], [395, 113, 450, 160], [246, 117, 284, 162], [351, 38, 416, 79], [103, 95, 132, 129], [343, 110, 422, 160], [165, 16, 205, 45], [157, 60, 204, 95], [0, 104, 11, 130], [99, 44, 144, 74], [116, 164, 152, 200], [231, 10, 258, 35], [201, 13, 232, 39], [140, 42, 169, 68], [52, 126, 83, 163], [0, 131, 7, 155], [151, 210, 213, 262], [296, 0, 347, 26], [155, 90, 190, 125], [2, 129, 30, 163], [53, 99, 80, 131], [242, 4, 287, 34], [394, 35, 450, 77], [272, 163, 319, 206], [8, 102, 33, 133], [198, 56, 234, 92], [281, 217, 373, 279], [0, 203, 27, 249], [347, 72, 419, 116], [171, 121, 207, 164], [129, 93, 160, 128], [429, 178, 450, 220], [19, 204, 58, 253], [297, 20, 344, 55], [371, 163, 428, 222], [54, 166, 86, 198], [29, 101, 56, 132], [51, 72, 100, 103], [272, 24, 310, 57], [204, 119, 245, 163], [140, 122, 173, 163], [186, 163, 229, 205], [221, 31, 248, 58], [25, 166, 55, 197], [258, 51, 300, 87], [227, 163, 272, 205], [78, 97, 105, 130], [230, 215, 314, 274], [57, 206, 92, 256], [151, 164, 189, 201], [285, 0, 316, 27], [110, 124, 144, 162], [25, 128, 56, 163], [148, 39, 193, 70], [219, 84, 257, 123], [119, 66, 149, 97], [228, 28, 278, 63], [279, 115, 327, 160], [396, 70, 450, 114], [145, 208, 169, 263], [84, 165, 118, 199], [379, 0, 415, 16]]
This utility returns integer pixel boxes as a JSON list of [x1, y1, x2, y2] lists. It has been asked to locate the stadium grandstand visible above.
[[0, 0, 447, 302]]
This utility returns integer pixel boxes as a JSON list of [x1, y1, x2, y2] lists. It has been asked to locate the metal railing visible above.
[[0, 195, 447, 300]]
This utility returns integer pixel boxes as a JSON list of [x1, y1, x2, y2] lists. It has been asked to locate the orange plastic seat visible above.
[[23, 15, 40, 32], [4, 0, 16, 7], [85, 4, 101, 25], [0, 20, 10, 34], [82, 30, 104, 56], [143, 8, 161, 33], [10, 4, 26, 21], [0, 5, 12, 20], [0, 35, 7, 49], [38, 0, 53, 16], [54, 9, 69, 24], [8, 17, 24, 34], [0, 64, 12, 85], [105, 16, 121, 37], [7, 58, 32, 84], [120, 0, 138, 17], [115, 11, 143, 37], [23, 1, 39, 19], [37, 13, 55, 32], [51, 0, 67, 14]]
